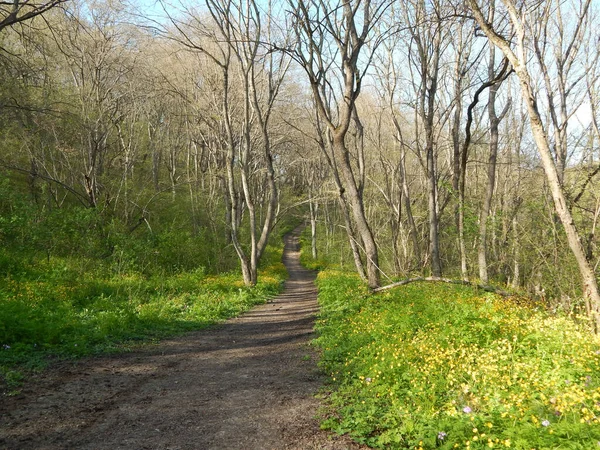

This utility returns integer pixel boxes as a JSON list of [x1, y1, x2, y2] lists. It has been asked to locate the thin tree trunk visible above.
[[512, 215, 520, 288], [309, 199, 318, 259], [452, 65, 466, 279], [400, 148, 420, 269], [426, 140, 442, 277], [415, 12, 442, 278], [479, 46, 502, 283]]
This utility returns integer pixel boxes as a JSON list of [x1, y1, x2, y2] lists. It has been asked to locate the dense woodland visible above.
[[4, 1, 600, 447], [2, 0, 600, 323]]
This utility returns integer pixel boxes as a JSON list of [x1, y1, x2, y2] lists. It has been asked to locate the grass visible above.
[[0, 246, 287, 394], [0, 176, 301, 393], [314, 269, 600, 449]]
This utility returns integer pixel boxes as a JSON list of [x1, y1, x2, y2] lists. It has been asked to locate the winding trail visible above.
[[1, 228, 365, 450]]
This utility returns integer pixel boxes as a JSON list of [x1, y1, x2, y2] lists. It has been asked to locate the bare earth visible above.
[[0, 228, 366, 450]]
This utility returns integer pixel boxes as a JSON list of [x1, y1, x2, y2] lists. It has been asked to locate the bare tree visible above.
[[313, 95, 368, 281], [48, 0, 137, 207], [448, 16, 478, 281], [478, 31, 511, 283], [372, 15, 422, 273], [210, 0, 289, 284], [0, 0, 67, 32], [165, 0, 289, 285], [404, 0, 444, 277], [532, 0, 592, 183], [288, 0, 391, 288], [468, 0, 600, 329], [399, 0, 463, 278]]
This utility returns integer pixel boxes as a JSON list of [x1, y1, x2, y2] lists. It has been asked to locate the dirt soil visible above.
[[0, 228, 367, 450]]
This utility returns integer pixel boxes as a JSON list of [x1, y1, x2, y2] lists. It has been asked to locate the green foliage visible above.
[[299, 225, 341, 271], [0, 175, 286, 390], [315, 271, 600, 449], [0, 262, 284, 390]]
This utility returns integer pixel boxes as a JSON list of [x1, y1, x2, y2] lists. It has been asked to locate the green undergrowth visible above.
[[0, 174, 295, 393], [314, 269, 600, 449], [299, 230, 331, 272], [0, 247, 286, 393]]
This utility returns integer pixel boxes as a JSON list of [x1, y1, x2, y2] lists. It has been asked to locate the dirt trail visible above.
[[1, 228, 365, 450]]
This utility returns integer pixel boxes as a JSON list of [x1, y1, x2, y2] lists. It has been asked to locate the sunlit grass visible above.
[[315, 270, 600, 449], [0, 253, 286, 392]]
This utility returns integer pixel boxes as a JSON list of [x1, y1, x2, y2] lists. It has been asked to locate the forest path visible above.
[[0, 227, 365, 450]]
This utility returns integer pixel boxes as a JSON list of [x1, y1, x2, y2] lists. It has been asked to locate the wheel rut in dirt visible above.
[[1, 227, 365, 450]]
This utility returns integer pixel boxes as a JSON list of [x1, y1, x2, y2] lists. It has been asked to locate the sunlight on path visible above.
[[0, 227, 365, 450]]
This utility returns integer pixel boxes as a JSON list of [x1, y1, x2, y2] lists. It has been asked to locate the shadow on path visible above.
[[0, 227, 367, 450]]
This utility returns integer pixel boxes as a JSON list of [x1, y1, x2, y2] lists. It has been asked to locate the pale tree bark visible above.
[[501, 92, 525, 288], [423, 23, 442, 278], [248, 5, 289, 271], [373, 26, 421, 271], [289, 0, 391, 288], [218, 0, 289, 284], [163, 0, 251, 283], [166, 0, 288, 285], [468, 0, 600, 329], [449, 20, 476, 281], [532, 0, 592, 183], [309, 194, 318, 259], [478, 38, 511, 283], [402, 0, 445, 277]]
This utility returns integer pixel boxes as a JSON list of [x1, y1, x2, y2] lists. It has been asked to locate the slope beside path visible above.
[[0, 227, 365, 450]]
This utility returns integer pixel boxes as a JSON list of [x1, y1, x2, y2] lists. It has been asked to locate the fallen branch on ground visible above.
[[372, 277, 512, 297]]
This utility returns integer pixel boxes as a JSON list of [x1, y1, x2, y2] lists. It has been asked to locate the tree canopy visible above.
[[2, 0, 600, 324]]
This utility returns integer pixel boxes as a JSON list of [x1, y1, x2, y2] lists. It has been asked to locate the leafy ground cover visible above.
[[314, 270, 600, 449], [0, 176, 294, 392], [0, 244, 286, 392]]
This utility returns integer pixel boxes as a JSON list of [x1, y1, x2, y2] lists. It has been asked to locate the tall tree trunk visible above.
[[221, 65, 252, 286], [400, 146, 420, 269], [426, 139, 442, 277], [333, 134, 379, 288], [469, 0, 600, 329], [450, 22, 469, 280], [290, 0, 382, 288], [415, 9, 443, 278], [453, 89, 467, 280], [479, 46, 502, 283], [512, 215, 520, 288]]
